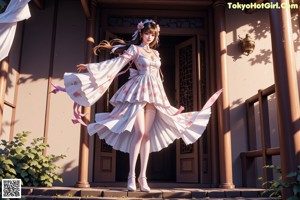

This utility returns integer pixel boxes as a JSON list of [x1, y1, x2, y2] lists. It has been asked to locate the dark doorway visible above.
[[115, 35, 191, 182]]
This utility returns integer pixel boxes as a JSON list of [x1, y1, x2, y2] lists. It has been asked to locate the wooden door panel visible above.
[[175, 37, 199, 183], [94, 139, 116, 182]]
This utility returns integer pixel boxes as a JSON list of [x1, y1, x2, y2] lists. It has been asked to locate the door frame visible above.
[[175, 37, 199, 183]]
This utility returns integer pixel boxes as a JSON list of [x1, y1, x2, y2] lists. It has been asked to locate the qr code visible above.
[[1, 179, 21, 198]]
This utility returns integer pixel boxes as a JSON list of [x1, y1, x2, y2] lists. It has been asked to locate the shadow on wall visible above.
[[226, 9, 271, 63], [247, 49, 272, 65], [226, 8, 299, 64], [1, 120, 18, 138], [1, 0, 86, 136], [0, 64, 50, 136], [53, 160, 79, 187], [229, 98, 248, 186], [231, 67, 300, 187], [230, 89, 278, 187]]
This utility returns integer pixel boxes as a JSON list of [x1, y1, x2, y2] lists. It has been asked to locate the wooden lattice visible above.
[[179, 44, 193, 112]]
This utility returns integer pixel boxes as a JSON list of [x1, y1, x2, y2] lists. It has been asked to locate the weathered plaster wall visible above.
[[226, 7, 299, 187], [10, 0, 92, 186]]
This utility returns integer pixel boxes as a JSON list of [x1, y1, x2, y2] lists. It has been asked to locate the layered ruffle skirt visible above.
[[64, 67, 219, 153]]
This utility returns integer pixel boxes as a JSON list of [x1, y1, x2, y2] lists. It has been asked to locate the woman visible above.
[[53, 19, 221, 192]]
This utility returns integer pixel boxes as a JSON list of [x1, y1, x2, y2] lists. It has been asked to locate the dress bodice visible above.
[[134, 52, 161, 78], [110, 46, 168, 106]]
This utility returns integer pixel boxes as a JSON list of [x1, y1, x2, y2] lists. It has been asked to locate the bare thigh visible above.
[[145, 103, 156, 111]]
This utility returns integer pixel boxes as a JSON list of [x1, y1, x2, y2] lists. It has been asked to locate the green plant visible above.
[[258, 165, 284, 197], [0, 131, 66, 187], [259, 165, 300, 200]]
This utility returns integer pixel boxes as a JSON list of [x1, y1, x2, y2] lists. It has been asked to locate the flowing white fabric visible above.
[[0, 0, 31, 61], [64, 46, 136, 107], [64, 45, 221, 153]]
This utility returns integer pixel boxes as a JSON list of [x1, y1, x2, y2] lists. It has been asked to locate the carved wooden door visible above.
[[93, 31, 118, 182], [175, 37, 199, 183]]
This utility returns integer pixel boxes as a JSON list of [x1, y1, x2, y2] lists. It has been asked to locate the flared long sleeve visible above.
[[63, 45, 137, 107], [0, 0, 31, 61]]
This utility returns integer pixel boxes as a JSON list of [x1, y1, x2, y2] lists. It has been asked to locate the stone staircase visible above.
[[21, 186, 280, 199]]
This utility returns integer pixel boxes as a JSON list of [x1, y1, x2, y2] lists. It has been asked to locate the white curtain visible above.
[[0, 0, 31, 61]]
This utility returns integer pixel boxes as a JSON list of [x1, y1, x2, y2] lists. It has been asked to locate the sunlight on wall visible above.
[[226, 8, 275, 187]]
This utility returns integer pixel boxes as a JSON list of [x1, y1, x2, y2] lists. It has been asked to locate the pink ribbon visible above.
[[111, 44, 126, 54], [114, 61, 133, 78], [166, 105, 185, 116], [171, 106, 185, 116], [201, 89, 223, 111], [104, 108, 127, 120], [50, 81, 88, 126], [50, 81, 66, 94], [72, 102, 88, 126]]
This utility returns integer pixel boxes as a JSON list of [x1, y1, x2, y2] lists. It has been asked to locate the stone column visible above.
[[269, 0, 300, 198], [75, 0, 97, 188], [213, 0, 235, 189]]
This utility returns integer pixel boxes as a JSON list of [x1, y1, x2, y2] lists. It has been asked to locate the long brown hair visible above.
[[93, 20, 160, 55]]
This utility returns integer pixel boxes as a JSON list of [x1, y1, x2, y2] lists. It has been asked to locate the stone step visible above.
[[21, 187, 279, 200], [22, 197, 280, 200]]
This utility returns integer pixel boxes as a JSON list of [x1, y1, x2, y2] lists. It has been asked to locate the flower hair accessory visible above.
[[132, 19, 159, 41], [156, 24, 160, 33], [137, 21, 144, 31]]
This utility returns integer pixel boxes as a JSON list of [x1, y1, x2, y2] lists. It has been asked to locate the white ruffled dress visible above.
[[64, 45, 220, 153]]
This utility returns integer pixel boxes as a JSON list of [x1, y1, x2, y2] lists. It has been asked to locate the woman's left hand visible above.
[[76, 64, 87, 72]]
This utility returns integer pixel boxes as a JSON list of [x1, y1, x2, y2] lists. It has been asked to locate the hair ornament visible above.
[[131, 19, 159, 41], [137, 21, 144, 31], [111, 44, 126, 54], [156, 24, 160, 37]]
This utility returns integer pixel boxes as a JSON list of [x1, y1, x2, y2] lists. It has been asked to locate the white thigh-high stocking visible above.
[[138, 108, 156, 191], [139, 108, 156, 178], [129, 109, 145, 178]]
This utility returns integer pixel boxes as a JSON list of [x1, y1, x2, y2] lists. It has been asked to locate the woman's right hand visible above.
[[76, 64, 87, 72]]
